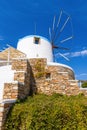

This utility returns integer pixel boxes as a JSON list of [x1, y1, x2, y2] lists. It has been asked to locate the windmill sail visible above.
[[49, 10, 73, 62], [60, 36, 73, 43], [59, 53, 70, 61]]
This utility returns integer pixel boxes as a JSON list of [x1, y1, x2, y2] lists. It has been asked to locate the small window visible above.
[[34, 37, 40, 44], [46, 73, 51, 80]]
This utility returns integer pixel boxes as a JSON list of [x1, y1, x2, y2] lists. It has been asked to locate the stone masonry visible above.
[[29, 58, 80, 95]]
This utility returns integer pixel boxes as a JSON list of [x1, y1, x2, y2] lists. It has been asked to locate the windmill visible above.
[[49, 10, 73, 62]]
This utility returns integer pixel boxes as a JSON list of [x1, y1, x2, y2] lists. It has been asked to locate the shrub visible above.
[[82, 82, 87, 88], [5, 94, 87, 130]]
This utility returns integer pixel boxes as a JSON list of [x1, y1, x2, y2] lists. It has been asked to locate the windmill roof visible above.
[[18, 35, 50, 43]]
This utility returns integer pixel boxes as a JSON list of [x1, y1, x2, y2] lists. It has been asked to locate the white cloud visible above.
[[80, 50, 87, 56], [63, 52, 70, 56], [76, 73, 87, 78], [71, 52, 81, 57], [63, 50, 87, 57], [80, 73, 87, 76]]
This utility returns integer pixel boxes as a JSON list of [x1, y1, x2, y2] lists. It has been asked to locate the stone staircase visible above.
[[0, 59, 30, 130]]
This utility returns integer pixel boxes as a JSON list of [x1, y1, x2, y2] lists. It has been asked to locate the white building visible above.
[[17, 35, 53, 62]]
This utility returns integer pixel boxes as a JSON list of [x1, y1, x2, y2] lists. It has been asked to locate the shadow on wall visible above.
[[28, 62, 37, 96]]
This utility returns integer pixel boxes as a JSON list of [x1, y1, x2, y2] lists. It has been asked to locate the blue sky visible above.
[[0, 0, 87, 80]]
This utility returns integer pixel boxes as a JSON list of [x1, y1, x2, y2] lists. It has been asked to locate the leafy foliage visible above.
[[5, 94, 87, 130], [82, 82, 87, 88]]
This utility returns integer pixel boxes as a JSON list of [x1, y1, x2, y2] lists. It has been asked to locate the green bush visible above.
[[82, 82, 87, 88], [5, 94, 87, 130]]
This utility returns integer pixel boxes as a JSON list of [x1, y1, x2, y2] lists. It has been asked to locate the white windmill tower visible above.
[[17, 35, 53, 62]]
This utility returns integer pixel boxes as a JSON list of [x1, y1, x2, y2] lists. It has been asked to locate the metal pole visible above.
[[7, 48, 10, 65]]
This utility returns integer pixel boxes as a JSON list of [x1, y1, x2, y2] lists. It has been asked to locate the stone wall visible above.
[[28, 58, 79, 95], [3, 81, 26, 100], [46, 65, 75, 80], [12, 59, 30, 97], [12, 58, 27, 71], [66, 80, 80, 96], [80, 88, 87, 96], [0, 100, 16, 130]]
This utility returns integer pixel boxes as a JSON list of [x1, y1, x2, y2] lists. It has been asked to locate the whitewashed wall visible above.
[[17, 35, 53, 62], [0, 65, 14, 100]]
